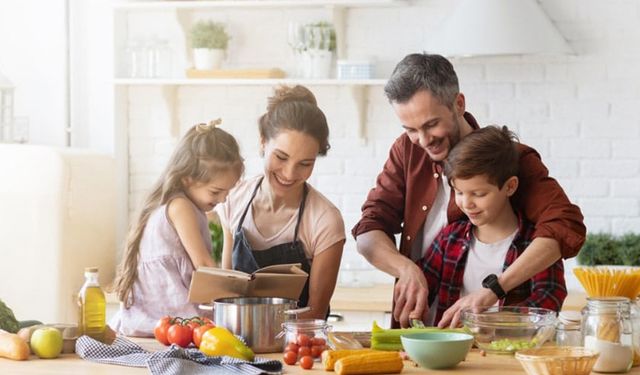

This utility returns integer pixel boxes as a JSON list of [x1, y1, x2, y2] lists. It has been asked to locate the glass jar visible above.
[[632, 297, 640, 367], [582, 297, 634, 373], [556, 310, 582, 347], [281, 319, 330, 361]]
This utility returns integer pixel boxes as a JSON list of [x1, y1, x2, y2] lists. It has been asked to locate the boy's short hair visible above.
[[445, 125, 519, 188]]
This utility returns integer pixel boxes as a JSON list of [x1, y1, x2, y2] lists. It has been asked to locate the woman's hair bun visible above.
[[267, 85, 317, 112]]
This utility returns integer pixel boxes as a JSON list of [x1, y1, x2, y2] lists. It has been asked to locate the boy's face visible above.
[[451, 174, 518, 227]]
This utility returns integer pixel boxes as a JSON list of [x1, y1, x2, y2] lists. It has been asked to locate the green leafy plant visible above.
[[190, 20, 230, 50], [304, 21, 336, 51], [209, 221, 224, 264], [577, 233, 640, 266]]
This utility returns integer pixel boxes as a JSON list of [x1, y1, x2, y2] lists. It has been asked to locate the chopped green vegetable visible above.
[[486, 338, 538, 352], [370, 321, 465, 351]]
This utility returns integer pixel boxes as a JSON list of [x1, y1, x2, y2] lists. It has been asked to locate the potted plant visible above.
[[577, 233, 640, 266], [190, 20, 230, 70], [299, 21, 336, 78]]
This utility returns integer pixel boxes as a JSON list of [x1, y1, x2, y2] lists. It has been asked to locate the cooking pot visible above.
[[200, 297, 309, 353]]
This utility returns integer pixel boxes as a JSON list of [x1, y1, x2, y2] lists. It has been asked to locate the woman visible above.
[[216, 85, 345, 319]]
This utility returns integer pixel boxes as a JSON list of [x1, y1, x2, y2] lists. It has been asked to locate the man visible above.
[[351, 53, 585, 328]]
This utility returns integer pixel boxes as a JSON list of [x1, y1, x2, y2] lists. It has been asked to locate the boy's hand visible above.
[[437, 288, 497, 328], [393, 263, 429, 328]]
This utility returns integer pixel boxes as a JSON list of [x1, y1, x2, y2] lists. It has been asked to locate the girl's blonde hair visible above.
[[112, 120, 244, 308]]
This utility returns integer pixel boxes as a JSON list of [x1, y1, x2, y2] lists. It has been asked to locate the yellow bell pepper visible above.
[[199, 326, 255, 361]]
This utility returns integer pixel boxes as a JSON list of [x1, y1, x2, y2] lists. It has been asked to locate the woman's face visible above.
[[262, 130, 320, 197]]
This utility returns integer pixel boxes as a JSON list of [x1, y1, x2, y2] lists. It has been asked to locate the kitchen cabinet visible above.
[[112, 1, 405, 245]]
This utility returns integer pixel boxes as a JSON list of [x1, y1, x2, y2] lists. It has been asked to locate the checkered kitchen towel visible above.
[[76, 335, 282, 375]]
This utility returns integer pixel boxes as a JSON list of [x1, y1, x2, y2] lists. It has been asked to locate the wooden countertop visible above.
[[0, 338, 550, 374], [3, 335, 639, 374]]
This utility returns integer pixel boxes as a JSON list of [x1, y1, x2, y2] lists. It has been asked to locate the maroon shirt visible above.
[[351, 112, 586, 259], [418, 213, 567, 326]]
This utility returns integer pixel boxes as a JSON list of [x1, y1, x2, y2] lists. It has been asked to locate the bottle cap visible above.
[[85, 267, 99, 273]]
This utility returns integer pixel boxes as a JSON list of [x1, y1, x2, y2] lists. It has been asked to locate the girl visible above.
[[110, 120, 244, 336], [216, 85, 345, 320]]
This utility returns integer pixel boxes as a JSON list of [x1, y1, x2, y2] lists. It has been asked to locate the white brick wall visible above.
[[123, 0, 640, 287]]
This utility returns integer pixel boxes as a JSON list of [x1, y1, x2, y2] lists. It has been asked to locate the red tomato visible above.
[[187, 319, 202, 331], [299, 355, 314, 370], [297, 333, 311, 347], [283, 351, 298, 365], [153, 316, 172, 345], [310, 345, 324, 358], [298, 346, 311, 358], [192, 323, 215, 348], [285, 343, 299, 353], [167, 323, 193, 348], [311, 337, 326, 346], [200, 316, 214, 325]]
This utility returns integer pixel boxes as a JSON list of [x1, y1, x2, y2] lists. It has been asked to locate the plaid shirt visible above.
[[418, 213, 567, 326]]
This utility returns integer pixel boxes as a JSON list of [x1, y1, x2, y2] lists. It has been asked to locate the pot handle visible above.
[[284, 306, 311, 315], [198, 304, 214, 311]]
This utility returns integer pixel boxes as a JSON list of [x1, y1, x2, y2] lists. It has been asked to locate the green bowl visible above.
[[400, 332, 474, 369]]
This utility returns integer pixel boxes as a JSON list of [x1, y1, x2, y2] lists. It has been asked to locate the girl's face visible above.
[[183, 170, 239, 212], [262, 130, 320, 198]]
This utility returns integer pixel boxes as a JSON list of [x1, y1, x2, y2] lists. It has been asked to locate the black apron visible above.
[[232, 177, 312, 309]]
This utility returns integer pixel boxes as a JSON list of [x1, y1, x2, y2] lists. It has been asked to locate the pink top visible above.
[[109, 194, 211, 336], [216, 175, 345, 260]]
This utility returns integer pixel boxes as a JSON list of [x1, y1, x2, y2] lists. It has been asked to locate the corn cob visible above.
[[334, 351, 403, 375], [370, 321, 465, 351], [322, 349, 377, 370]]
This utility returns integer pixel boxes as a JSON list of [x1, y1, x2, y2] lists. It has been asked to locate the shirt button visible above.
[[433, 173, 439, 178], [422, 205, 428, 211], [406, 235, 411, 241]]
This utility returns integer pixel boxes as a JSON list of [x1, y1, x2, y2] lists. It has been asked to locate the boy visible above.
[[418, 126, 567, 327]]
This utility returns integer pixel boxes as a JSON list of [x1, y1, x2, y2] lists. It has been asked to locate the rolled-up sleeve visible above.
[[351, 136, 407, 240], [514, 146, 586, 259]]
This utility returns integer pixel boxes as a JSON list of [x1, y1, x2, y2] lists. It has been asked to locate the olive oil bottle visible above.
[[77, 267, 106, 342]]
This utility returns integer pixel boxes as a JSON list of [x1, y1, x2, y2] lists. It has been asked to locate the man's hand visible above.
[[437, 288, 497, 328], [393, 263, 429, 328]]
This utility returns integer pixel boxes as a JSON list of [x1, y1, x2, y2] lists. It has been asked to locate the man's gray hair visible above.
[[384, 53, 460, 108]]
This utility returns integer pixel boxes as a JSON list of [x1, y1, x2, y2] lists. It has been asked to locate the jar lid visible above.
[[559, 310, 581, 323]]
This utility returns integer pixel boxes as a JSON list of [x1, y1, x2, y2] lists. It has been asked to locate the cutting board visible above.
[[186, 68, 286, 79]]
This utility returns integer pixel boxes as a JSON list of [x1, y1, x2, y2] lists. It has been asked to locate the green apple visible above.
[[30, 327, 63, 359]]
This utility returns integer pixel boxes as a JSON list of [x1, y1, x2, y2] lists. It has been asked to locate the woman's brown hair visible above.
[[258, 85, 330, 155], [112, 120, 244, 308]]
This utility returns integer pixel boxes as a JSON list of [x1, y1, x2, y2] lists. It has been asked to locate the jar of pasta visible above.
[[582, 297, 634, 373]]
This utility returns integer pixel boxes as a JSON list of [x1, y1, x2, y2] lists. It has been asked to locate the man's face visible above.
[[392, 90, 464, 162]]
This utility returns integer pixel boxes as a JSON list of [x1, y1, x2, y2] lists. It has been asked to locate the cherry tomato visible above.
[[200, 316, 214, 325], [167, 323, 193, 348], [187, 318, 203, 331], [299, 355, 314, 370], [298, 346, 311, 358], [283, 351, 298, 365], [311, 345, 324, 358], [311, 337, 326, 346], [153, 316, 172, 345], [192, 323, 215, 348], [297, 333, 311, 347], [285, 343, 300, 353]]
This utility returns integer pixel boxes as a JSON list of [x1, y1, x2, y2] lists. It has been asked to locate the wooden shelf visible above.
[[114, 78, 387, 86], [113, 0, 405, 10]]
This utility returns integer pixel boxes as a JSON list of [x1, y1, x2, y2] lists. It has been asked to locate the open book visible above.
[[187, 263, 308, 303]]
